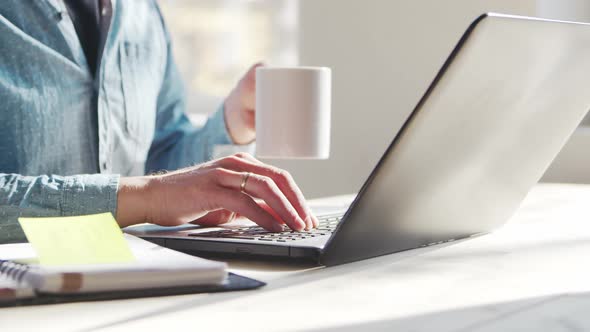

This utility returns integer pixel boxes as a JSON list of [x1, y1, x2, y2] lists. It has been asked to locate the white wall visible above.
[[263, 0, 535, 198], [537, 0, 590, 23], [536, 0, 590, 184]]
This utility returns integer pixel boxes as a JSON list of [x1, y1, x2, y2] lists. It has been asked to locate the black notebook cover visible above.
[[0, 272, 265, 307]]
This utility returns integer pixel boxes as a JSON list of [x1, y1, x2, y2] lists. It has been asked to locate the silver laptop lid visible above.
[[321, 13, 590, 265]]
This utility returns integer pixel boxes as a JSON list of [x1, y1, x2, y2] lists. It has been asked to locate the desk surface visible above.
[[2, 183, 590, 332]]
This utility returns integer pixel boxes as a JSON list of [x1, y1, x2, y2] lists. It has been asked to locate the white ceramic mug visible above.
[[255, 66, 331, 159]]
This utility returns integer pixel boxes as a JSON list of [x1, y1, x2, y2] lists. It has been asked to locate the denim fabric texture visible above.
[[0, 0, 234, 242]]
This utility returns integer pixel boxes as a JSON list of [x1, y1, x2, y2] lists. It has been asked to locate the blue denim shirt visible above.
[[0, 0, 235, 242]]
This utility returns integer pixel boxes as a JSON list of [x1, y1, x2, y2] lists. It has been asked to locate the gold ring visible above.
[[240, 172, 251, 193], [227, 211, 236, 222]]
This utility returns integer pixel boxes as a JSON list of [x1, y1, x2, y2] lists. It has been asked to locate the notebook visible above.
[[0, 234, 264, 306], [0, 272, 34, 302]]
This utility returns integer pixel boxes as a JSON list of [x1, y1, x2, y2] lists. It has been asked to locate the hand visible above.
[[116, 153, 319, 232], [223, 63, 262, 144]]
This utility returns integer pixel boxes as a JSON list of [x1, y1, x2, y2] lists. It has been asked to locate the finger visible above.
[[215, 188, 284, 232], [241, 62, 264, 88], [232, 154, 314, 227], [240, 63, 264, 110], [228, 156, 315, 229], [258, 201, 286, 226], [243, 173, 307, 231], [216, 169, 306, 231], [219, 156, 316, 229], [191, 209, 235, 227]]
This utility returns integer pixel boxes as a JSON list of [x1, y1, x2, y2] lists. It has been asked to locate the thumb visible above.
[[242, 62, 265, 88], [190, 209, 235, 226], [240, 62, 265, 110]]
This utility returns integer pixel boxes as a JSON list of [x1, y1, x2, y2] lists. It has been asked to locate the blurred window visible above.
[[158, 0, 299, 117]]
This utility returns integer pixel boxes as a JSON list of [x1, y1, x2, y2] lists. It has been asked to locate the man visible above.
[[0, 0, 318, 243]]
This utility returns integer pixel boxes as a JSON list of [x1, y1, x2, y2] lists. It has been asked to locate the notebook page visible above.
[[0, 243, 37, 262], [27, 235, 227, 293]]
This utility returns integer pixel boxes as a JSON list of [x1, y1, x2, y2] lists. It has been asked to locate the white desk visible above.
[[2, 183, 590, 332]]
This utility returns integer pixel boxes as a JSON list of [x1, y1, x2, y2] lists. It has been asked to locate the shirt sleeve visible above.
[[145, 5, 234, 174], [0, 173, 119, 243]]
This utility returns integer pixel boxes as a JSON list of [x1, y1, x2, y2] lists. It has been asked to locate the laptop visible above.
[[127, 13, 590, 266]]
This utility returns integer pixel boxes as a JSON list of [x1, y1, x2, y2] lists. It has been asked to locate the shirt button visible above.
[[102, 162, 108, 169]]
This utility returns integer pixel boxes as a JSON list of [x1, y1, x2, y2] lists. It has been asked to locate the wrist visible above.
[[116, 176, 153, 228]]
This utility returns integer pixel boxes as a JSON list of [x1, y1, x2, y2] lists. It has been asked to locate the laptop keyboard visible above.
[[188, 213, 343, 242]]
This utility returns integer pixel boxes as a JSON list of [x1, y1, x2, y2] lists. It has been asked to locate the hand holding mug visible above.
[[223, 64, 332, 159], [223, 63, 262, 145], [256, 66, 332, 159]]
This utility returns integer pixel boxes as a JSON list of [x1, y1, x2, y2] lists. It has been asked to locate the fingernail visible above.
[[311, 214, 319, 228], [306, 209, 318, 228], [298, 219, 307, 231], [272, 223, 283, 232], [305, 216, 312, 230]]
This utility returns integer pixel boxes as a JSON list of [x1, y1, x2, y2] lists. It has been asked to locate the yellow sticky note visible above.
[[18, 213, 135, 265]]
